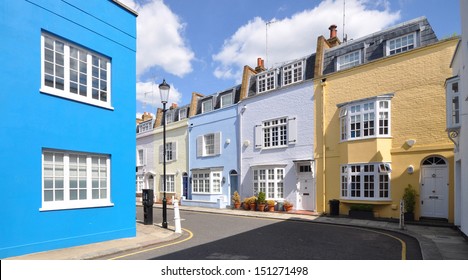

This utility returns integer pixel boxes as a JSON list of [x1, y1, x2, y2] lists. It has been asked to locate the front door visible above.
[[420, 157, 448, 219], [297, 164, 315, 211]]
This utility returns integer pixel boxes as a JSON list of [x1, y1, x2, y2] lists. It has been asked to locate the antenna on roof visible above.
[[343, 0, 347, 42], [266, 20, 276, 68]]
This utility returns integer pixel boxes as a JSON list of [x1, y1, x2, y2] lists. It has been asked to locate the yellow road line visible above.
[[108, 228, 194, 260]]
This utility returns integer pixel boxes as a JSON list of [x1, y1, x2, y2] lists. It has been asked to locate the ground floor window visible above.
[[192, 170, 222, 194], [253, 167, 284, 199], [136, 175, 144, 193], [340, 163, 391, 200], [160, 174, 175, 193], [42, 149, 111, 210]]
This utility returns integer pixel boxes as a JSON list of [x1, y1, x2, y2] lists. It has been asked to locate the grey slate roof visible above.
[[322, 17, 438, 75], [195, 85, 242, 115]]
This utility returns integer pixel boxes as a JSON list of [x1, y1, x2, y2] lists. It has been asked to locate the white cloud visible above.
[[212, 0, 400, 82], [121, 0, 194, 78], [136, 81, 182, 112]]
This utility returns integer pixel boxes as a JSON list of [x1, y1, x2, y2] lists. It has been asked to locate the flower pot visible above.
[[243, 202, 250, 210], [404, 212, 414, 221], [258, 203, 266, 212], [234, 202, 241, 209], [348, 210, 374, 219], [249, 203, 256, 211], [284, 205, 293, 212], [268, 205, 275, 212]]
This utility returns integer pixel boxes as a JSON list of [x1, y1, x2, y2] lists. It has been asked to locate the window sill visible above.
[[339, 199, 393, 205], [40, 201, 114, 211], [340, 136, 392, 143], [40, 87, 114, 111]]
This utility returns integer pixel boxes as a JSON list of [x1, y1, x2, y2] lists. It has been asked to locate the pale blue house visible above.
[[183, 87, 241, 208], [0, 0, 137, 258]]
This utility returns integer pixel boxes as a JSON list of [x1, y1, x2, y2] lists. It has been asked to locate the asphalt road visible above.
[[107, 208, 422, 260]]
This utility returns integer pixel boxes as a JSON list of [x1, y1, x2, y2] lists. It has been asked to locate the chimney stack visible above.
[[255, 57, 265, 72], [170, 103, 178, 110], [329, 24, 337, 39]]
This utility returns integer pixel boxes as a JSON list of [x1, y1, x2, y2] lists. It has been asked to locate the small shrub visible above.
[[350, 204, 373, 212]]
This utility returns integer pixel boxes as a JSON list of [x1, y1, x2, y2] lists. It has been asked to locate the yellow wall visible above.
[[314, 38, 458, 221]]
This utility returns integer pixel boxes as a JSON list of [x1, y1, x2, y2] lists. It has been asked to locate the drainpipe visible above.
[[320, 78, 327, 213]]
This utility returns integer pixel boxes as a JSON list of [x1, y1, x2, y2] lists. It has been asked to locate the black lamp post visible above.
[[159, 79, 170, 229]]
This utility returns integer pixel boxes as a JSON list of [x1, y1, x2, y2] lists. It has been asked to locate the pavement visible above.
[[5, 204, 468, 260]]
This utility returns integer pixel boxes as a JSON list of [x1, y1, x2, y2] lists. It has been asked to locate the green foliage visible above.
[[267, 200, 275, 206], [257, 192, 266, 205], [349, 204, 373, 212], [403, 184, 417, 213]]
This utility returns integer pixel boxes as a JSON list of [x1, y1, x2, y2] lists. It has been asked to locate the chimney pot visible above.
[[329, 24, 337, 39]]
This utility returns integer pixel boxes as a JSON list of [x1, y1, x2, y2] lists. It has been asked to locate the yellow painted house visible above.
[[313, 18, 459, 221]]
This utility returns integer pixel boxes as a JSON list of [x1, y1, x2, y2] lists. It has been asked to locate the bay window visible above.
[[341, 163, 391, 200]]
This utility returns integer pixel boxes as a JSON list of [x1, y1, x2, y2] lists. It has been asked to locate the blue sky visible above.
[[121, 0, 462, 117]]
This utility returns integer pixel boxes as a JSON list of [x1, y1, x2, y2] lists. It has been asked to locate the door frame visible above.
[[419, 156, 449, 219]]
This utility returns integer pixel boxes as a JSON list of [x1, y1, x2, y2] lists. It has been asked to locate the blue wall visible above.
[[0, 0, 137, 258], [188, 105, 239, 204]]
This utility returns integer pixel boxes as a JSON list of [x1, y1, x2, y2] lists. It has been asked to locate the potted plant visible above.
[[348, 204, 374, 219], [243, 197, 250, 210], [232, 191, 241, 209], [267, 200, 275, 212], [257, 192, 266, 211], [403, 184, 417, 221], [248, 196, 257, 211], [283, 200, 293, 212]]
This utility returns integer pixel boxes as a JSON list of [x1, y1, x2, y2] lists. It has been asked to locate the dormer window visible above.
[[220, 92, 233, 108], [202, 99, 213, 113], [257, 70, 276, 94], [337, 50, 361, 71], [387, 33, 415, 56], [282, 60, 304, 86], [179, 107, 188, 120], [165, 110, 174, 124], [138, 120, 153, 133]]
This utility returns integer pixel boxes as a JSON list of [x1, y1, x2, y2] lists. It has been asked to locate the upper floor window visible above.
[[159, 142, 177, 163], [282, 60, 304, 86], [137, 148, 145, 166], [41, 149, 111, 211], [179, 107, 188, 120], [138, 120, 153, 133], [165, 110, 174, 124], [197, 132, 221, 157], [446, 76, 460, 129], [257, 71, 276, 94], [220, 92, 233, 108], [337, 50, 361, 71], [387, 33, 415, 56], [339, 96, 392, 141], [202, 99, 213, 113], [254, 117, 297, 149], [341, 163, 391, 201], [41, 33, 112, 109]]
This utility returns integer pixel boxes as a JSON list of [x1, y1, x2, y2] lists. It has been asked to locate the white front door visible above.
[[297, 164, 315, 211], [420, 157, 449, 219]]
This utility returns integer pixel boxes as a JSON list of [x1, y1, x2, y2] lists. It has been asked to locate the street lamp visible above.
[[159, 79, 170, 229]]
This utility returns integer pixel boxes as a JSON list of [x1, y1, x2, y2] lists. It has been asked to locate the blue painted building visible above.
[[0, 0, 137, 258], [183, 87, 241, 208]]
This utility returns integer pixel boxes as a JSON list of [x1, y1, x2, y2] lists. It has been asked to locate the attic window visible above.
[[337, 50, 361, 71], [387, 33, 415, 56], [202, 99, 213, 113], [220, 92, 233, 108], [282, 60, 304, 86], [179, 108, 188, 120], [257, 71, 276, 94]]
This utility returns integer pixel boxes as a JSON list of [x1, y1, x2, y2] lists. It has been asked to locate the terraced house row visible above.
[[137, 17, 464, 225]]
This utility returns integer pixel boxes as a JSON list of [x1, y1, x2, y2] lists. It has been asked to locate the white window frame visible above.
[[340, 163, 391, 201], [255, 117, 297, 149], [179, 107, 188, 120], [446, 76, 460, 129], [257, 70, 276, 94], [337, 50, 361, 71], [191, 170, 223, 194], [165, 110, 174, 124], [202, 99, 213, 113], [220, 92, 233, 108], [197, 132, 222, 157], [282, 60, 304, 86], [160, 174, 175, 193], [41, 149, 112, 211], [159, 141, 177, 163], [386, 32, 416, 56], [137, 148, 145, 167], [40, 33, 112, 109], [339, 97, 392, 141], [138, 120, 153, 133], [253, 167, 285, 199], [136, 174, 144, 193]]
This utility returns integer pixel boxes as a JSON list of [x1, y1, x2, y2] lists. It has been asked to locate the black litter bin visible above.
[[329, 199, 340, 216]]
